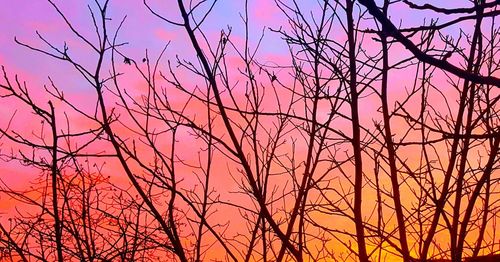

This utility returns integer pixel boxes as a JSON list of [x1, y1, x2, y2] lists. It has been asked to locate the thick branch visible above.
[[359, 0, 500, 87]]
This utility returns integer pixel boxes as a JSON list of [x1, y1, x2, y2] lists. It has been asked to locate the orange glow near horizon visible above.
[[0, 0, 499, 261]]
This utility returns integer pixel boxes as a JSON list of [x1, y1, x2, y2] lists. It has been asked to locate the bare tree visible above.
[[0, 0, 499, 261]]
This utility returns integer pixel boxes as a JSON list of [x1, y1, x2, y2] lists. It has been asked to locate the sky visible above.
[[0, 0, 498, 261]]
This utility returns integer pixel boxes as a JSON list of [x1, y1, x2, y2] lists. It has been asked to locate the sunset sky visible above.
[[0, 0, 498, 261]]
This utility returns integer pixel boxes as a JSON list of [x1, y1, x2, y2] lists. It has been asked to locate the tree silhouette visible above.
[[0, 0, 498, 261]]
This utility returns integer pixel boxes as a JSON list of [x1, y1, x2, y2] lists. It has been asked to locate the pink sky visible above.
[[0, 0, 498, 261]]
